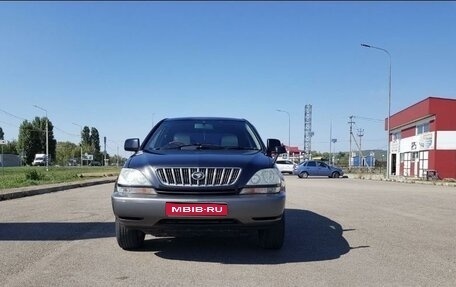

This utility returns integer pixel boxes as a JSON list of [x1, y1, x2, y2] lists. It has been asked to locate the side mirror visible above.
[[275, 145, 287, 155], [267, 138, 287, 158], [124, 138, 140, 152]]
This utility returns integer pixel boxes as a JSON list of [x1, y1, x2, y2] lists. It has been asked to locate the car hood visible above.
[[124, 150, 276, 189]]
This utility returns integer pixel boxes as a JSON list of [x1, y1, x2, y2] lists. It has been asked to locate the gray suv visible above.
[[111, 117, 286, 250]]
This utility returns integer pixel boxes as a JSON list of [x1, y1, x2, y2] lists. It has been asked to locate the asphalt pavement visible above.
[[2, 176, 455, 287]]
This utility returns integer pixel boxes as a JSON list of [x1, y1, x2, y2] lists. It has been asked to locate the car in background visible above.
[[275, 159, 296, 174], [293, 160, 344, 178], [32, 154, 49, 166], [68, 158, 78, 166]]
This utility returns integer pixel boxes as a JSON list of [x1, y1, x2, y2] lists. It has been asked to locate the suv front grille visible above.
[[156, 167, 241, 187]]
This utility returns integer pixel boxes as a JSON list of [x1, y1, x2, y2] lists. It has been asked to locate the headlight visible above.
[[116, 168, 156, 194], [240, 168, 285, 194]]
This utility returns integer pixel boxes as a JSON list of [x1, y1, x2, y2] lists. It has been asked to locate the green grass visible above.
[[0, 166, 120, 190]]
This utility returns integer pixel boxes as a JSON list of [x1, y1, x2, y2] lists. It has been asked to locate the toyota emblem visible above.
[[191, 171, 205, 181]]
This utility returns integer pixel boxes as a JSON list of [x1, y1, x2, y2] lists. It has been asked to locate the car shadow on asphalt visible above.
[[137, 208, 352, 264], [0, 222, 115, 241], [0, 209, 355, 264]]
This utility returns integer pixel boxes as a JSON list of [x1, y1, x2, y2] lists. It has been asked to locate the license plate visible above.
[[165, 202, 228, 217]]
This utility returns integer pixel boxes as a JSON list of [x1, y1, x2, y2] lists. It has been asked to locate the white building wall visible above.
[[399, 132, 435, 153], [394, 132, 435, 178], [436, 131, 456, 149]]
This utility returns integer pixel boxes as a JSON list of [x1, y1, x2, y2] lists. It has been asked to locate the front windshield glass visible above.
[[144, 119, 263, 151]]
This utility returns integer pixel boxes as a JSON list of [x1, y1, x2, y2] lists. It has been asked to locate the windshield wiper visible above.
[[158, 143, 260, 151], [223, 147, 260, 150], [143, 149, 162, 154], [160, 143, 225, 150]]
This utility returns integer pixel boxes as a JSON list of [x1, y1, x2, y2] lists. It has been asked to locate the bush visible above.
[[25, 170, 45, 181]]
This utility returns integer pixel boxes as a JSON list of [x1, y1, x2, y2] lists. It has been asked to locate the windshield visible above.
[[144, 119, 263, 151]]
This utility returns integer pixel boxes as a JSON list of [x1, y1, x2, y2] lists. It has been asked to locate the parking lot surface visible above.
[[1, 176, 455, 287]]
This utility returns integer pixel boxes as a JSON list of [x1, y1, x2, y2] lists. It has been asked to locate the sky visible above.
[[1, 2, 455, 158]]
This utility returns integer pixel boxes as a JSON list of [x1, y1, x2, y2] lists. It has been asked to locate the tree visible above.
[[90, 127, 101, 161], [3, 140, 18, 154], [82, 126, 91, 146], [109, 154, 127, 167], [32, 117, 57, 163], [77, 125, 103, 164], [17, 120, 40, 164], [336, 152, 349, 167], [0, 127, 4, 140], [17, 117, 57, 165], [56, 141, 79, 166]]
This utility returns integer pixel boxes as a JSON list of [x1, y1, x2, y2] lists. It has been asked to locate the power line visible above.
[[53, 126, 79, 137], [0, 108, 27, 121], [0, 120, 19, 128], [353, 115, 383, 122]]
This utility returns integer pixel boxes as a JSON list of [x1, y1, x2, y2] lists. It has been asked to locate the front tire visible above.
[[258, 214, 285, 250], [332, 172, 340, 178], [115, 220, 145, 250]]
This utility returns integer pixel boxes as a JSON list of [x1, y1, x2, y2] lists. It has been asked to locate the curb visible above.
[[345, 174, 456, 187], [0, 177, 117, 201]]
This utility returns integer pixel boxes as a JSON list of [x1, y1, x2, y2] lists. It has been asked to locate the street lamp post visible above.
[[107, 138, 120, 167], [276, 109, 291, 149], [33, 105, 49, 171], [361, 43, 392, 179], [72, 123, 83, 167], [331, 138, 337, 165]]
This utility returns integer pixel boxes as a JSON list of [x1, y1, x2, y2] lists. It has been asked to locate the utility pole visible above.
[[1, 139, 5, 175], [348, 116, 355, 170], [103, 136, 107, 166], [72, 123, 83, 167], [331, 138, 337, 165], [33, 105, 49, 171], [357, 128, 364, 167], [329, 120, 337, 165]]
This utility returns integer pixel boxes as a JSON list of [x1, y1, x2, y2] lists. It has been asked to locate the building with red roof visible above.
[[388, 97, 456, 179]]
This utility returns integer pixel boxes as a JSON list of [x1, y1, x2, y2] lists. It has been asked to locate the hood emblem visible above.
[[191, 171, 205, 181]]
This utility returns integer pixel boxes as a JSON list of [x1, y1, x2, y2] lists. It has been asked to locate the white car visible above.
[[275, 159, 296, 174]]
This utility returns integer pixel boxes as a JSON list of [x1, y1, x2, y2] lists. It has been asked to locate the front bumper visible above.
[[111, 191, 286, 233]]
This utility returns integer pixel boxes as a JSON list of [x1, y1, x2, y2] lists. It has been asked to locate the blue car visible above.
[[294, 160, 344, 178]]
